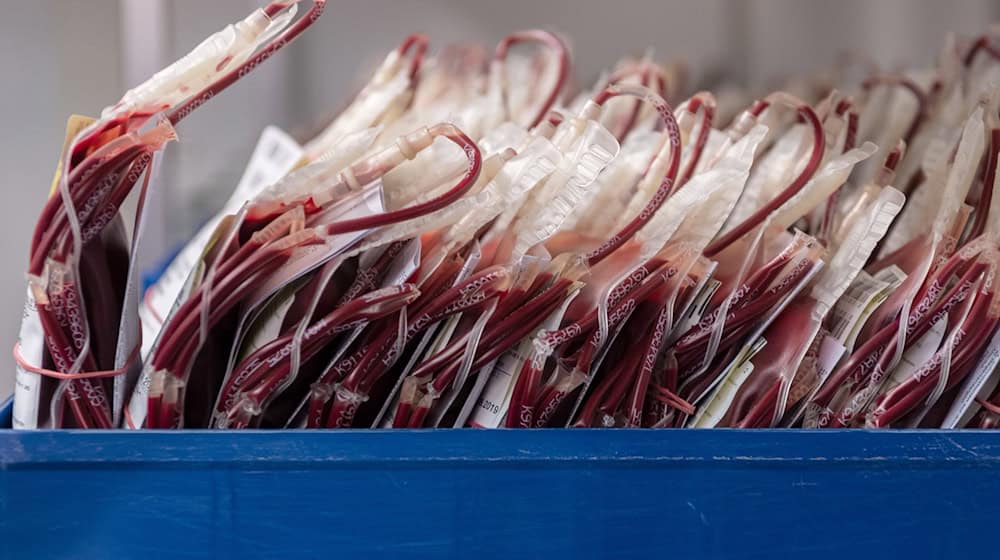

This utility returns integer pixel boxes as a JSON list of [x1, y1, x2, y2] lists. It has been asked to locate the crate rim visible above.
[[3, 399, 1000, 468]]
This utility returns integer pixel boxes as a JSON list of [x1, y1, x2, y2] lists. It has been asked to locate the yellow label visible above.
[[49, 114, 97, 196], [291, 154, 311, 171]]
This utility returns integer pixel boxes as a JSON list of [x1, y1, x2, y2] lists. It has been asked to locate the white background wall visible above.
[[0, 0, 997, 397]]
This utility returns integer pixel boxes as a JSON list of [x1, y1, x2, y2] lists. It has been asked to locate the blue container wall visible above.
[[0, 401, 997, 559]]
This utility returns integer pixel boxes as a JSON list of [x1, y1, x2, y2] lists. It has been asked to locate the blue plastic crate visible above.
[[0, 398, 997, 559]]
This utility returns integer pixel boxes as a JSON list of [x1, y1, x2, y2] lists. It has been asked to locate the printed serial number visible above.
[[479, 399, 500, 415]]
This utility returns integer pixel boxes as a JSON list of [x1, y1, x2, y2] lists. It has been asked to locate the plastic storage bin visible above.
[[1, 398, 997, 559]]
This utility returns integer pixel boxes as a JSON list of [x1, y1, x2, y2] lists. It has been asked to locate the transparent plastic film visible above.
[[727, 122, 810, 228], [345, 149, 512, 259], [297, 126, 437, 215], [585, 137, 751, 368], [860, 107, 989, 386], [150, 210, 317, 427], [805, 242, 945, 429], [303, 47, 415, 161], [22, 1, 331, 430], [37, 262, 103, 428], [635, 123, 767, 260], [478, 122, 532, 157], [262, 126, 381, 207], [487, 136, 567, 240], [369, 267, 518, 428], [32, 8, 1000, 432], [933, 106, 987, 238], [108, 4, 297, 119], [443, 138, 561, 248], [512, 120, 620, 258], [854, 80, 922, 187], [594, 55, 652, 139], [424, 298, 499, 424], [677, 228, 817, 410], [610, 139, 672, 234], [381, 134, 477, 210], [882, 101, 985, 257], [568, 130, 659, 236], [309, 125, 382, 170], [17, 115, 116, 427], [811, 187, 906, 320], [491, 30, 570, 130], [768, 142, 877, 232], [126, 210, 241, 428], [866, 271, 986, 428], [218, 280, 421, 429], [233, 283, 421, 429]]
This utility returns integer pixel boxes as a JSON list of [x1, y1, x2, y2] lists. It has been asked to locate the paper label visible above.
[[231, 127, 304, 204], [691, 360, 757, 428], [113, 148, 165, 426], [452, 358, 499, 428], [941, 325, 1000, 428], [881, 314, 948, 396], [469, 293, 578, 428], [816, 335, 847, 385], [468, 343, 530, 429], [828, 266, 905, 351], [13, 288, 45, 429], [139, 126, 302, 357]]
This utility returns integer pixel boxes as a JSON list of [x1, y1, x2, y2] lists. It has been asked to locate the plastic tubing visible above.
[[584, 83, 682, 266], [861, 75, 928, 145], [494, 30, 570, 129], [704, 93, 825, 257]]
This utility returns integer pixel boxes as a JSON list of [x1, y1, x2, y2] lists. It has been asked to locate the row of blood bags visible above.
[[16, 1, 1000, 430]]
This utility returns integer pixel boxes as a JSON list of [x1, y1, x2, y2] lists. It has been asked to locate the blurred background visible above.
[[1, 0, 997, 397]]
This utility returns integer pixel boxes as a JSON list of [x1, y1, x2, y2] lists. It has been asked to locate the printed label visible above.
[[816, 335, 847, 382], [942, 325, 1000, 428], [469, 293, 578, 428], [828, 266, 905, 351], [468, 343, 530, 428], [882, 314, 948, 395], [13, 288, 45, 429], [691, 360, 756, 428]]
